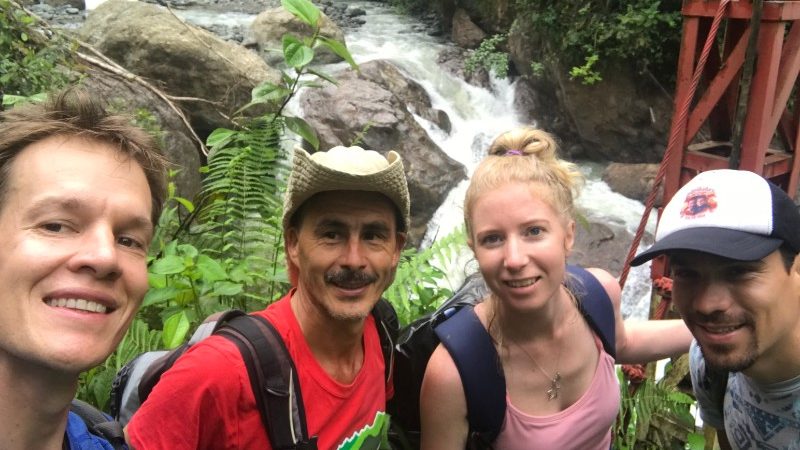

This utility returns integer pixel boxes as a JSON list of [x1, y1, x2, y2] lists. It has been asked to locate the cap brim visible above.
[[631, 227, 783, 266]]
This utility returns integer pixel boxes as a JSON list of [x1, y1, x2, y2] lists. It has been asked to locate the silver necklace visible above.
[[509, 339, 563, 401]]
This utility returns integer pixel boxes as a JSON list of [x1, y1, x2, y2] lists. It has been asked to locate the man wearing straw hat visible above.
[[128, 146, 409, 450], [632, 169, 800, 449]]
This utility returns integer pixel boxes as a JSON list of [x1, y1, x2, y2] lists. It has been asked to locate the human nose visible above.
[[687, 280, 732, 316], [503, 237, 527, 271], [68, 226, 122, 280], [340, 236, 367, 269]]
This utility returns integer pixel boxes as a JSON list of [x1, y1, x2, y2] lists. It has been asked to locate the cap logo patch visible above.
[[680, 187, 717, 218]]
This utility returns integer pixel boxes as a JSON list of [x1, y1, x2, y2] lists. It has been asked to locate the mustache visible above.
[[693, 310, 753, 327], [324, 269, 378, 285]]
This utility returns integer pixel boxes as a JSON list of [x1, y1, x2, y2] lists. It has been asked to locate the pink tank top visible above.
[[493, 336, 620, 450]]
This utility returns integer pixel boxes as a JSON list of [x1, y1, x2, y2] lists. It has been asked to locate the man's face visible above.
[[670, 250, 800, 375], [286, 191, 405, 322], [0, 135, 153, 375]]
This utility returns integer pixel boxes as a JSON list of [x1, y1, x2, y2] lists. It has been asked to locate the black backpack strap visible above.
[[216, 314, 318, 450], [565, 265, 617, 359], [371, 299, 398, 385], [69, 399, 126, 450], [434, 306, 505, 444]]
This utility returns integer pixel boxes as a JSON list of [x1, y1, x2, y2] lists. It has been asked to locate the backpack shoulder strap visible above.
[[69, 399, 127, 450], [434, 306, 505, 444], [371, 299, 398, 385], [565, 265, 616, 359], [216, 313, 318, 450]]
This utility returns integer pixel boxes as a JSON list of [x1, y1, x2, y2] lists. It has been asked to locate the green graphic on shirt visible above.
[[337, 411, 391, 450]]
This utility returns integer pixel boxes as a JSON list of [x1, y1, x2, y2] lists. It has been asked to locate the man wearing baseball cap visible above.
[[128, 146, 409, 449], [632, 169, 800, 449]]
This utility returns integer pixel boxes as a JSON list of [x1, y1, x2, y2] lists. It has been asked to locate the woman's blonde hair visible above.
[[464, 127, 583, 236]]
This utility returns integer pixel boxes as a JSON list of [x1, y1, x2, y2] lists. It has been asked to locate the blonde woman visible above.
[[420, 128, 691, 449]]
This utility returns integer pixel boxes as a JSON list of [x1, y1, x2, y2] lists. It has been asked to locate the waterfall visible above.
[[171, 0, 658, 319]]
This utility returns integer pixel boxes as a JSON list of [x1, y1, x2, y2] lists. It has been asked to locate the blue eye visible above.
[[526, 226, 542, 236]]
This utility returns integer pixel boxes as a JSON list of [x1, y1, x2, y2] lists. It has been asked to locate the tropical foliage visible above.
[[515, 0, 682, 85], [0, 0, 75, 100], [4, 0, 708, 447]]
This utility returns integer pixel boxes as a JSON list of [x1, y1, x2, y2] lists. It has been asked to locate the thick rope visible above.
[[618, 0, 732, 290], [619, 0, 732, 385]]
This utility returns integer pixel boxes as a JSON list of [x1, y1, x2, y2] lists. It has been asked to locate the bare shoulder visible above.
[[420, 343, 469, 450], [584, 267, 622, 303], [422, 343, 465, 398]]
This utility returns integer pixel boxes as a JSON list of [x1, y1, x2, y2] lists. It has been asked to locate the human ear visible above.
[[564, 220, 576, 255]]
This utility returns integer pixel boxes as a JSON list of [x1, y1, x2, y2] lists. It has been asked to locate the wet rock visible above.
[[602, 163, 663, 205], [299, 63, 467, 247], [79, 0, 281, 137]]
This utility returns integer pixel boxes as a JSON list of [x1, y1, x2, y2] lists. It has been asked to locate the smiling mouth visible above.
[[332, 281, 370, 290], [45, 298, 109, 314], [696, 323, 747, 336], [504, 277, 538, 288]]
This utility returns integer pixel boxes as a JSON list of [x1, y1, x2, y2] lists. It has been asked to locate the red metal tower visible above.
[[650, 0, 800, 279]]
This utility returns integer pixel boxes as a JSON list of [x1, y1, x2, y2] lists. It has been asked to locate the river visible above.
[[104, 0, 659, 320]]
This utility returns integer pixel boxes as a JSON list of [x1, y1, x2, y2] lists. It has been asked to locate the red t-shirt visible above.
[[128, 292, 392, 450]]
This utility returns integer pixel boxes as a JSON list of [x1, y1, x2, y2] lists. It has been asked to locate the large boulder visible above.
[[451, 8, 485, 49], [602, 163, 663, 205], [507, 16, 672, 163], [299, 62, 467, 246], [356, 60, 452, 134], [78, 0, 281, 138], [80, 68, 203, 201], [569, 219, 642, 277], [250, 7, 345, 66]]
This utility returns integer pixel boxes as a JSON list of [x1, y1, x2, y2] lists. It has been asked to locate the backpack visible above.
[[110, 300, 398, 450], [69, 399, 127, 450], [388, 265, 616, 449]]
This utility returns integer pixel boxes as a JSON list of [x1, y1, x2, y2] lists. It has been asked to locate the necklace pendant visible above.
[[546, 372, 562, 401]]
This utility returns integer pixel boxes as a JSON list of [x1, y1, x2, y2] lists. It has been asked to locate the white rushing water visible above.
[[170, 0, 658, 319]]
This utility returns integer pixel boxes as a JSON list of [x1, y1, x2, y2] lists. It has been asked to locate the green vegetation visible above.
[[0, 0, 75, 98], [465, 34, 509, 79], [516, 0, 682, 85], [615, 368, 703, 449], [4, 1, 704, 446]]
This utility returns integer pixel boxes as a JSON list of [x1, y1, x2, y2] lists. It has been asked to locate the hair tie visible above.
[[505, 150, 522, 156]]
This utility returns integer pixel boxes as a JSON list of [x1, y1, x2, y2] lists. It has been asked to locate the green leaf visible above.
[[142, 286, 180, 307], [196, 254, 228, 283], [281, 0, 320, 27], [206, 128, 236, 149], [173, 196, 195, 213], [306, 67, 339, 86], [177, 243, 199, 258], [686, 432, 706, 450], [162, 311, 191, 349], [210, 281, 244, 296], [284, 116, 319, 150], [283, 35, 314, 68], [317, 36, 358, 69], [150, 255, 186, 275], [251, 81, 291, 103]]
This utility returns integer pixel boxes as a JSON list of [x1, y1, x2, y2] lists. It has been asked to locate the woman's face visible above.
[[468, 181, 574, 311]]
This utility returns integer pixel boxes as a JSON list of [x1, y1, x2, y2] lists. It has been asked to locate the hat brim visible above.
[[631, 227, 783, 266]]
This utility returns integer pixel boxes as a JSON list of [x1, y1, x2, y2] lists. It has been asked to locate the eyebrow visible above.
[[313, 218, 393, 234], [26, 196, 154, 234]]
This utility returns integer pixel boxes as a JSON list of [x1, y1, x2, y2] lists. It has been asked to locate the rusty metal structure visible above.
[[651, 0, 800, 280]]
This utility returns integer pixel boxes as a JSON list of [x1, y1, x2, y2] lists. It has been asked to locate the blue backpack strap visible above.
[[565, 265, 616, 359], [434, 306, 505, 443]]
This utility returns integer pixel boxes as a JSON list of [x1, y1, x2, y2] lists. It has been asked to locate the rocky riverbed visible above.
[[28, 0, 421, 42]]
